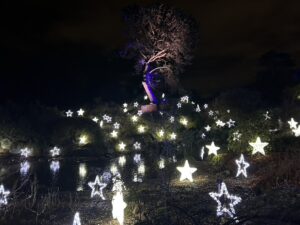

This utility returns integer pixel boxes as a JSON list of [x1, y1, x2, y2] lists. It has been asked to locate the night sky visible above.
[[1, 0, 300, 107]]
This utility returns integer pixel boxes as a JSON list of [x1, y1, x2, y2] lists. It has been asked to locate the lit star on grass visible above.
[[209, 182, 242, 218], [227, 119, 235, 128], [216, 120, 226, 127], [88, 175, 107, 200], [249, 137, 268, 155], [118, 156, 126, 167], [133, 102, 139, 108], [66, 110, 73, 117], [235, 154, 250, 178], [133, 142, 141, 150], [176, 160, 197, 182], [195, 104, 201, 112], [77, 108, 85, 116], [204, 125, 211, 132], [292, 125, 300, 137], [113, 122, 120, 129], [158, 129, 165, 137], [137, 125, 145, 133], [50, 161, 60, 173], [170, 132, 177, 140], [20, 147, 31, 158], [206, 142, 220, 156], [180, 117, 188, 126], [79, 135, 88, 145], [111, 130, 118, 138], [112, 191, 127, 225], [0, 184, 10, 206], [118, 142, 126, 151], [288, 118, 298, 129], [177, 102, 182, 108], [131, 115, 138, 122], [20, 161, 30, 175], [92, 117, 99, 123], [50, 146, 60, 157]]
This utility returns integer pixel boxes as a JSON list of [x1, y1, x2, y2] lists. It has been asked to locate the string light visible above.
[[235, 154, 250, 178], [88, 175, 107, 200], [79, 134, 89, 145], [92, 117, 99, 123], [0, 184, 10, 206]]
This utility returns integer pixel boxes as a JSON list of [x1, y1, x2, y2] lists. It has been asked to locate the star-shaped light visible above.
[[118, 142, 126, 151], [235, 154, 250, 178], [77, 108, 85, 116], [131, 115, 138, 122], [233, 131, 242, 141], [170, 132, 177, 140], [113, 122, 120, 129], [123, 103, 128, 108], [0, 184, 10, 206], [227, 119, 235, 128], [118, 156, 126, 167], [137, 110, 143, 116], [79, 135, 88, 145], [111, 130, 118, 138], [137, 163, 145, 175], [169, 116, 175, 123], [158, 129, 165, 137], [176, 160, 197, 182], [204, 125, 211, 132], [133, 102, 139, 108], [177, 102, 182, 108], [208, 110, 214, 116], [216, 120, 226, 127], [50, 146, 60, 157], [201, 133, 206, 139], [88, 175, 107, 200], [249, 137, 268, 155], [20, 147, 31, 158], [203, 103, 208, 109], [123, 108, 128, 113], [92, 117, 99, 123], [206, 142, 220, 156], [133, 154, 141, 164], [137, 125, 145, 133], [180, 117, 188, 126], [73, 212, 81, 225], [112, 191, 127, 225], [66, 110, 73, 117], [288, 118, 298, 129], [50, 161, 60, 173], [209, 182, 242, 218], [195, 104, 201, 112], [292, 125, 300, 137], [158, 158, 165, 169], [133, 142, 141, 150], [20, 161, 30, 175]]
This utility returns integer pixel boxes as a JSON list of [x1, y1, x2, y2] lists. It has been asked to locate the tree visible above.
[[121, 4, 198, 91]]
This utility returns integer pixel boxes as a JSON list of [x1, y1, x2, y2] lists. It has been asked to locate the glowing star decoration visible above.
[[158, 158, 165, 169], [206, 142, 220, 156], [180, 117, 188, 126], [0, 184, 10, 206], [209, 182, 242, 218], [20, 161, 30, 175], [112, 191, 127, 225], [123, 108, 128, 113], [177, 102, 182, 108], [264, 111, 271, 120], [137, 163, 145, 175], [20, 147, 31, 158], [110, 164, 118, 175], [292, 125, 300, 137], [235, 154, 250, 178], [118, 142, 126, 151], [180, 95, 189, 103], [249, 137, 268, 155], [50, 146, 60, 157], [195, 104, 201, 112], [158, 129, 165, 138], [113, 122, 120, 129], [137, 110, 143, 116], [200, 147, 205, 160], [123, 103, 128, 108], [204, 125, 211, 132], [111, 130, 118, 138], [92, 117, 99, 123], [79, 163, 87, 178], [288, 118, 298, 129], [118, 156, 126, 167], [176, 160, 197, 182], [233, 131, 242, 141], [227, 119, 235, 128], [133, 102, 139, 108], [169, 116, 175, 123], [170, 132, 177, 140], [103, 115, 112, 123], [79, 135, 88, 145], [216, 120, 226, 127], [50, 161, 60, 173], [66, 110, 73, 117], [72, 212, 81, 225], [77, 108, 85, 116], [137, 125, 145, 133], [133, 142, 141, 150], [208, 110, 214, 116], [133, 154, 141, 164], [131, 115, 138, 122], [204, 104, 208, 109], [88, 175, 107, 200]]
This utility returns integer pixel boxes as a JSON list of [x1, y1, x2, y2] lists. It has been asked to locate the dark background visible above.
[[1, 0, 300, 107]]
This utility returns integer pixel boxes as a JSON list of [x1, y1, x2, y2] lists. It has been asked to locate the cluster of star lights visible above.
[[3, 95, 299, 224]]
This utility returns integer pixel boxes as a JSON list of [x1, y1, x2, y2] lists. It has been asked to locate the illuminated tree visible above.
[[121, 4, 198, 90]]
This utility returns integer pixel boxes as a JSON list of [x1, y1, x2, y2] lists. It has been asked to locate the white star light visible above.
[[50, 146, 60, 157], [20, 161, 30, 175], [195, 104, 201, 112], [204, 104, 208, 109], [79, 135, 88, 145], [112, 191, 127, 225], [20, 147, 31, 158], [66, 110, 73, 117], [137, 110, 143, 116], [73, 212, 81, 225], [249, 137, 268, 155], [177, 102, 182, 108], [227, 119, 236, 128], [233, 131, 242, 141], [169, 116, 175, 123], [204, 125, 211, 132], [180, 117, 188, 126], [133, 102, 139, 108], [50, 161, 60, 173], [131, 115, 138, 122], [206, 142, 220, 156], [235, 154, 250, 178], [92, 117, 99, 123], [158, 129, 165, 137], [216, 120, 226, 127], [133, 154, 141, 164], [0, 184, 10, 206], [114, 122, 120, 129], [209, 182, 242, 218], [118, 142, 126, 151], [137, 163, 145, 175], [118, 156, 126, 167], [176, 160, 197, 182], [77, 108, 85, 116], [292, 125, 300, 137], [158, 158, 165, 169], [111, 130, 118, 138], [123, 103, 128, 108], [288, 118, 298, 129], [208, 110, 214, 116], [180, 95, 189, 103], [88, 175, 107, 200], [201, 133, 206, 139], [137, 125, 145, 133], [170, 132, 177, 140], [133, 142, 141, 150]]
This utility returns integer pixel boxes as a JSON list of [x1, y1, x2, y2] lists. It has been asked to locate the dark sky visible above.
[[1, 0, 300, 106]]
